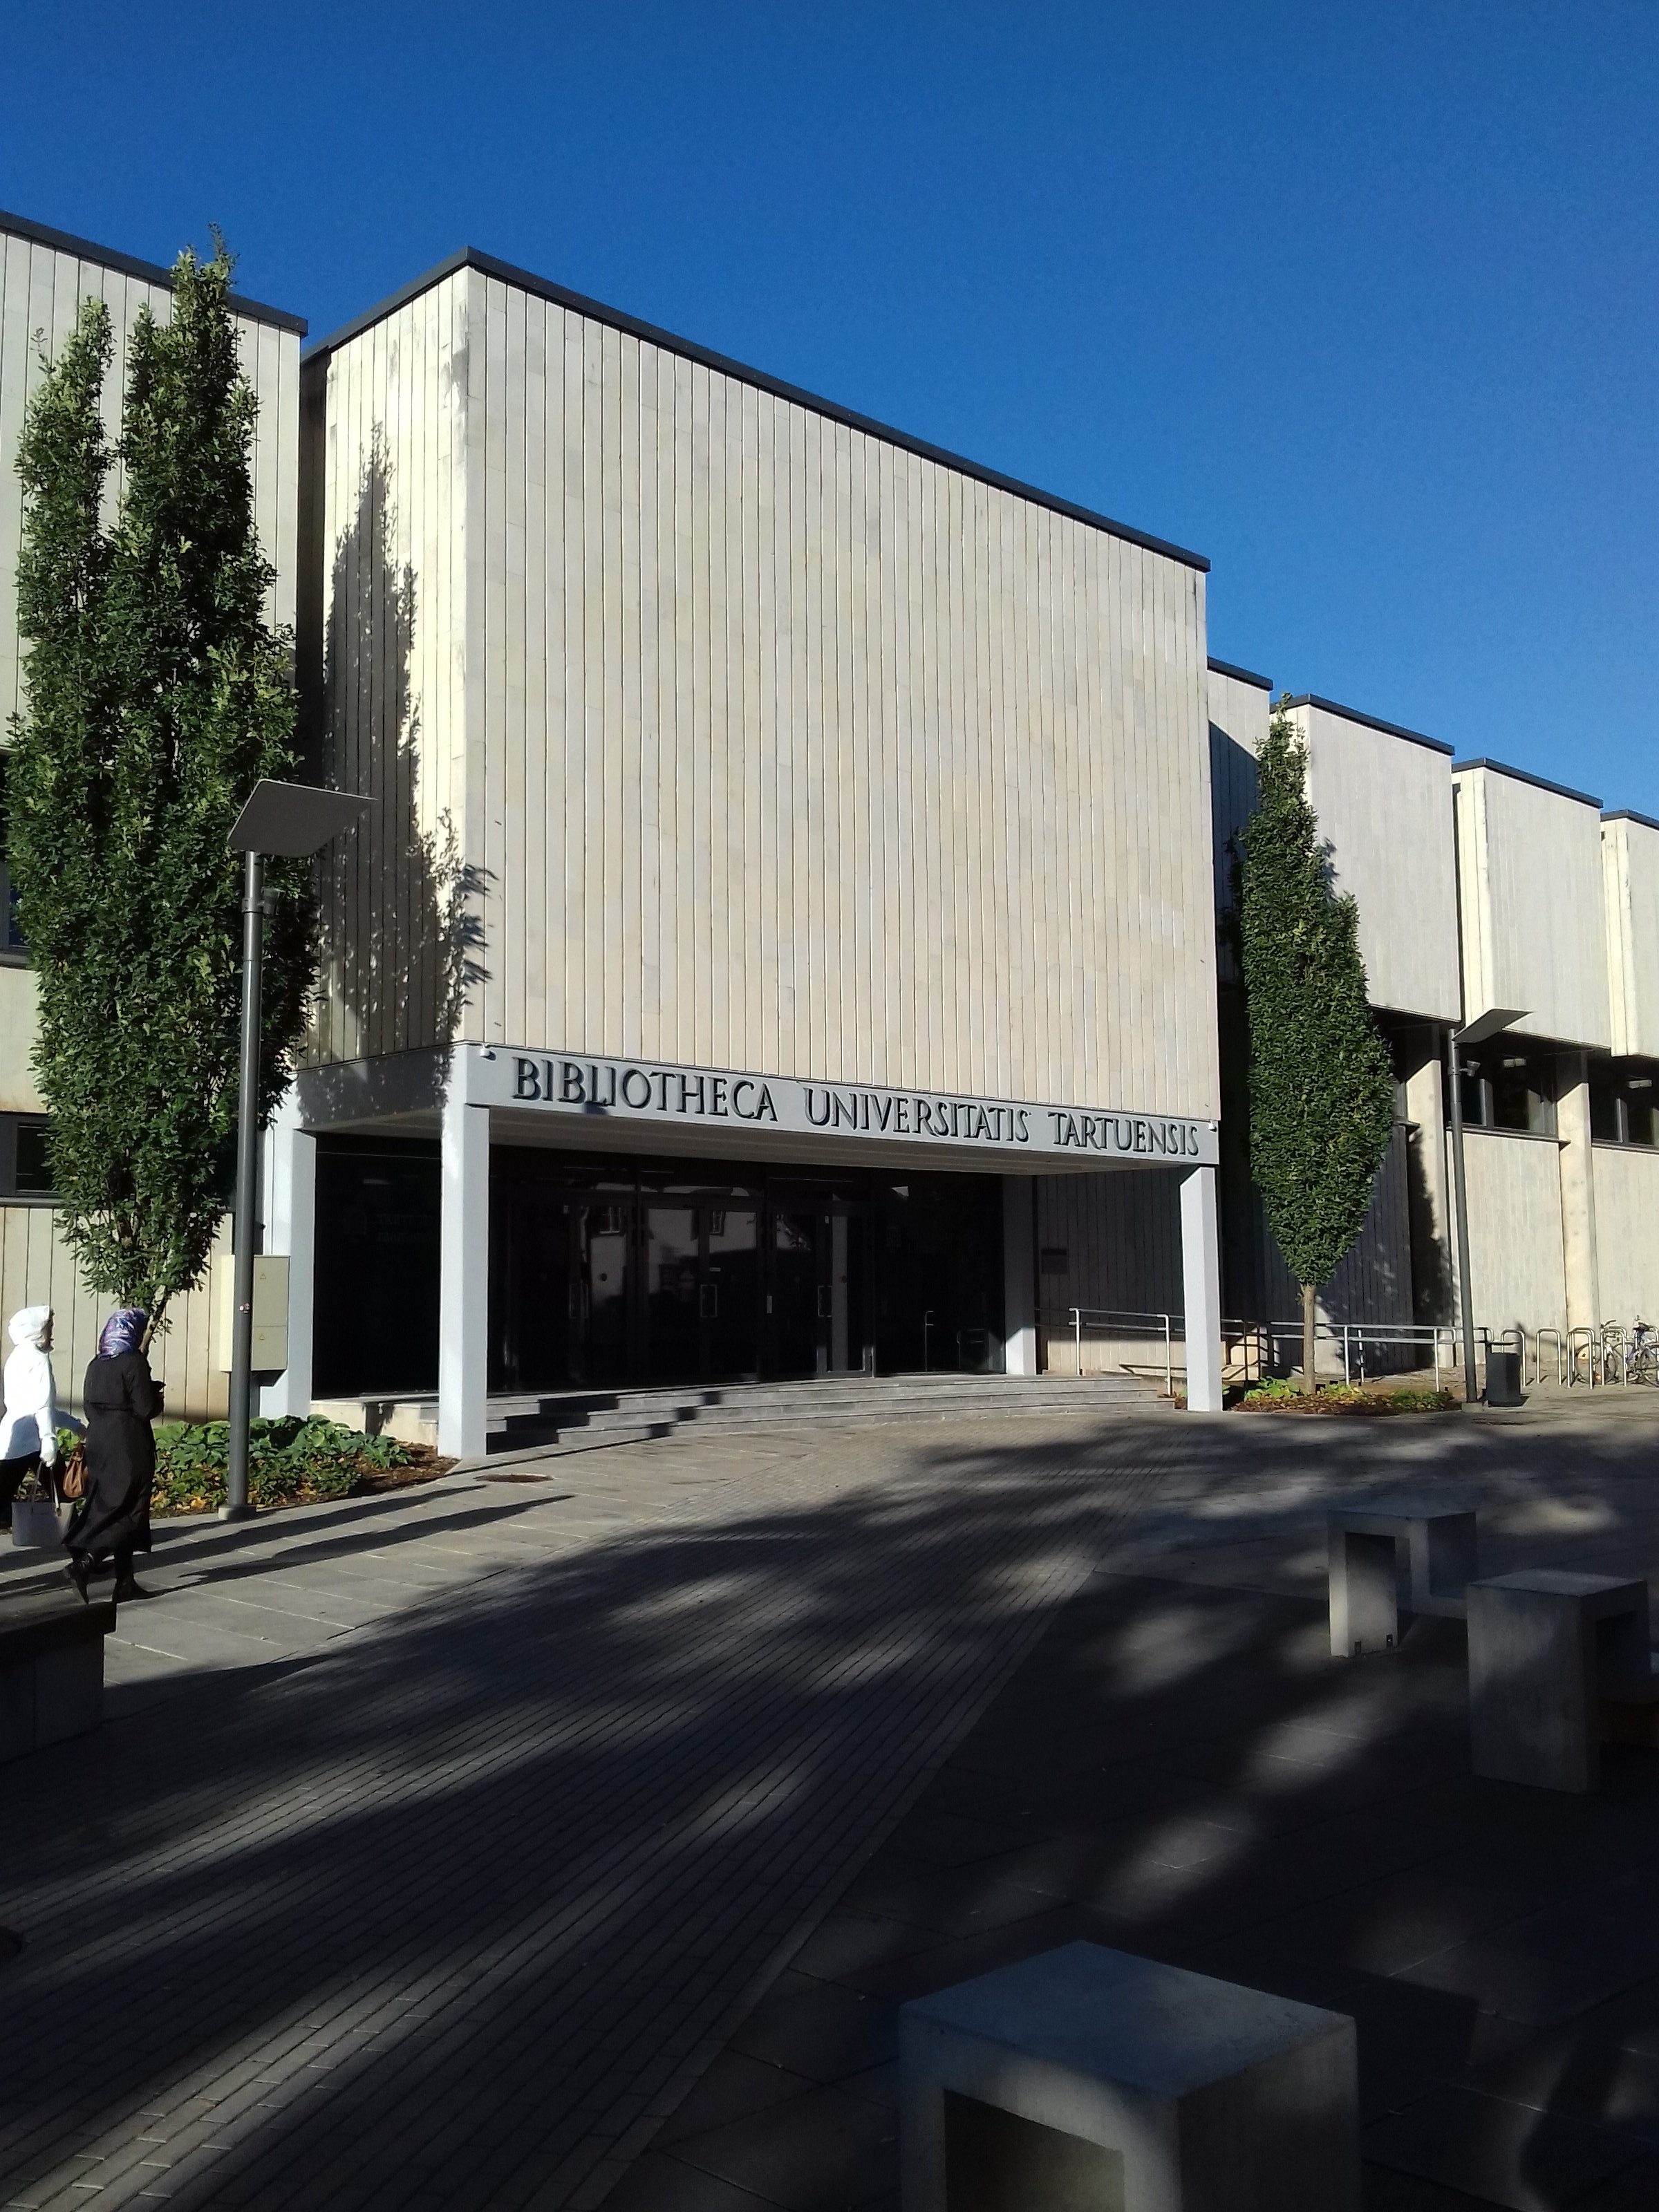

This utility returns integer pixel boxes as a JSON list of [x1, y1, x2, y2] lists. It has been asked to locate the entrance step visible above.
[[481, 1370, 1172, 1457], [326, 1370, 1173, 1458]]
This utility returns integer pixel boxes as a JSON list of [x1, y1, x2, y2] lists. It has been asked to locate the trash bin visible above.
[[1485, 1351, 1524, 1407]]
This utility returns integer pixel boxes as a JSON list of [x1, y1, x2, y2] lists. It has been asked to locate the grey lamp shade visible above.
[[227, 780, 371, 857]]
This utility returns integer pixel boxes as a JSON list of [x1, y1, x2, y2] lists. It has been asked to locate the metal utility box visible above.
[[212, 1255, 290, 1374]]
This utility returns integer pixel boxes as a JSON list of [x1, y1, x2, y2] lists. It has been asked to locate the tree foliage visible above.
[[1237, 705, 1396, 1376], [8, 244, 315, 1333]]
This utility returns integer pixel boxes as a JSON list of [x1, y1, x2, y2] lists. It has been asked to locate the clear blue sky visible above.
[[3, 2, 1655, 808]]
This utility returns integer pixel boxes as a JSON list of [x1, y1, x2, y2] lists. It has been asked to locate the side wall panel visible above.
[[1593, 1145, 1659, 1318], [1459, 1132, 1566, 1331], [0, 1205, 229, 1422], [1455, 767, 1611, 1049], [1603, 817, 1659, 1060], [1293, 704, 1461, 1023]]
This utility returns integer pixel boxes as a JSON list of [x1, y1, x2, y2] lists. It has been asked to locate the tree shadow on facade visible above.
[[4, 1412, 1659, 2207], [312, 430, 487, 1069]]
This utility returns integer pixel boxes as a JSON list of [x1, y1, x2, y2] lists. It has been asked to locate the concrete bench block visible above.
[[1328, 1501, 1479, 1657], [0, 1594, 115, 1763], [900, 1941, 1359, 2212], [1468, 1571, 1651, 1792]]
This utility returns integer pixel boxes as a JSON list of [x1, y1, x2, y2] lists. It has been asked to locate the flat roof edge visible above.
[[304, 247, 1211, 574], [1206, 656, 1272, 691], [1602, 809, 1659, 834], [0, 207, 307, 335], [1282, 694, 1453, 756], [1452, 757, 1602, 809]]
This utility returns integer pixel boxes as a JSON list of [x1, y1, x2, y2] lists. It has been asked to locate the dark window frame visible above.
[[0, 1112, 56, 1201]]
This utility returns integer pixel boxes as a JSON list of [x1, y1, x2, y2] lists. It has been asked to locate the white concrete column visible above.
[[438, 1078, 489, 1459], [1556, 1051, 1600, 1337], [1180, 1165, 1224, 1412], [1002, 1177, 1038, 1375], [259, 1089, 315, 1418]]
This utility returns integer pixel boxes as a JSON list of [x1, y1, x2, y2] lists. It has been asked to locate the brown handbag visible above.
[[57, 1443, 86, 1501]]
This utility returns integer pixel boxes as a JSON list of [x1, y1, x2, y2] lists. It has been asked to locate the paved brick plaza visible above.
[[6, 1391, 1659, 2210]]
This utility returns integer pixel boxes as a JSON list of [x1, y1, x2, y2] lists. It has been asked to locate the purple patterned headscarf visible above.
[[97, 1308, 147, 1359]]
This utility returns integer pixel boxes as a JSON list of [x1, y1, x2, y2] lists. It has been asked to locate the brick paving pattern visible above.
[[620, 1394, 1659, 2212], [0, 1413, 1178, 2211]]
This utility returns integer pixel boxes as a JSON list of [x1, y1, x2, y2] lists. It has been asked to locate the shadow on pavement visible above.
[[4, 1405, 1659, 2211]]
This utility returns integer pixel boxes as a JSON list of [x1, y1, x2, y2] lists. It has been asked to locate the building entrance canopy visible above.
[[475, 1047, 1219, 1170]]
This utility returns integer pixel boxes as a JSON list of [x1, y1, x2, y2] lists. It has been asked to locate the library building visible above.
[[3, 209, 1658, 1453]]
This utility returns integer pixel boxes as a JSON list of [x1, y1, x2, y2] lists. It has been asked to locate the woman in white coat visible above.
[[0, 1305, 64, 1515]]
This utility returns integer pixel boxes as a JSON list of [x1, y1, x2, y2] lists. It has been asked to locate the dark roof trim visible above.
[[1602, 809, 1659, 834], [1282, 694, 1453, 757], [0, 207, 307, 335], [305, 247, 1210, 574], [1207, 656, 1271, 691], [1452, 757, 1602, 809]]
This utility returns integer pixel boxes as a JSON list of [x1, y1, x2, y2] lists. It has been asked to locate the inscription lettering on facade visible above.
[[476, 1051, 1218, 1166]]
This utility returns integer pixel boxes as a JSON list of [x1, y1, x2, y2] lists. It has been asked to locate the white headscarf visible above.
[[0, 1306, 59, 1465]]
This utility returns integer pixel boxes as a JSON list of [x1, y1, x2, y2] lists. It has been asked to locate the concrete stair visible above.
[[460, 1369, 1172, 1463]]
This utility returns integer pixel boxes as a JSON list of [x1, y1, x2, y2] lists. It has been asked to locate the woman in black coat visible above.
[[66, 1306, 163, 1604]]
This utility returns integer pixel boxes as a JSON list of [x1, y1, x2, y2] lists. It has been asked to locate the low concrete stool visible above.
[[1468, 1571, 1656, 1792], [1328, 1500, 1478, 1658], [900, 1940, 1358, 2212], [0, 1593, 117, 1764]]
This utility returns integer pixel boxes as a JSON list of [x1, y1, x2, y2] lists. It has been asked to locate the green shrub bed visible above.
[[1236, 1379, 1456, 1415], [59, 1416, 431, 1515]]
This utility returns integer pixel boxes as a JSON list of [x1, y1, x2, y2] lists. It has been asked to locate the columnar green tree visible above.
[[8, 244, 315, 1341], [1237, 704, 1396, 1387]]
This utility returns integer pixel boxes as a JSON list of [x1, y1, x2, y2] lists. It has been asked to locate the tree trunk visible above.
[[1301, 1282, 1318, 1393]]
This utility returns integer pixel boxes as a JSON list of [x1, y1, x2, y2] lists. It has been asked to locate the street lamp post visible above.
[[1445, 1006, 1526, 1406], [223, 781, 370, 1521]]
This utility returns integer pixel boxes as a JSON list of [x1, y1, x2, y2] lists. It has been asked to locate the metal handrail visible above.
[[1048, 1306, 1177, 1398]]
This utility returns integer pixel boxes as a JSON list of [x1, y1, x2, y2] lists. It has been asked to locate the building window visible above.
[[0, 1114, 55, 1199], [1591, 1062, 1659, 1147], [1453, 1044, 1556, 1136]]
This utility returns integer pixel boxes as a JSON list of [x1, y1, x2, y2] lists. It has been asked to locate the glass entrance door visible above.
[[643, 1204, 762, 1382], [769, 1209, 823, 1377], [701, 1208, 760, 1377]]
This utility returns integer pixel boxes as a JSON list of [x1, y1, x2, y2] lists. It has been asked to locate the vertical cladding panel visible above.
[[1288, 703, 1460, 1022], [1602, 817, 1659, 1060], [1461, 1131, 1566, 1330], [522, 301, 549, 1043], [1454, 765, 1611, 1049], [1206, 666, 1270, 967], [1593, 1146, 1659, 1318], [306, 272, 473, 1065], [344, 274, 1215, 1115]]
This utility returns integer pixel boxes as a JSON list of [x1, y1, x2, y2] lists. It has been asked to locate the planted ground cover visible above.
[[1236, 1378, 1456, 1415], [57, 1416, 450, 1515]]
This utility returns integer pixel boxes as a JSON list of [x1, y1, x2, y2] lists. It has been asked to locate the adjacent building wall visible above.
[[305, 257, 1222, 1124], [0, 214, 303, 1408], [1453, 762, 1611, 1049], [0, 214, 303, 726], [0, 1206, 229, 1422]]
